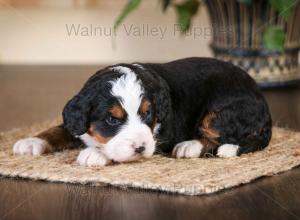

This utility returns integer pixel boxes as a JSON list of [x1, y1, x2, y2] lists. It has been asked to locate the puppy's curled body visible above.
[[13, 58, 272, 165]]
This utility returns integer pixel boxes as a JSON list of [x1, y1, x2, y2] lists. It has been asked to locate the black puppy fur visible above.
[[62, 57, 272, 156]]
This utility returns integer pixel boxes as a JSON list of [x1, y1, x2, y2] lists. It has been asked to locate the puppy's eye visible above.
[[106, 115, 121, 126], [141, 110, 152, 121]]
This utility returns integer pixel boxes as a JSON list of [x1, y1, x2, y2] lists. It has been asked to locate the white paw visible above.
[[77, 148, 110, 167], [13, 137, 50, 156], [172, 140, 203, 158], [217, 144, 239, 158]]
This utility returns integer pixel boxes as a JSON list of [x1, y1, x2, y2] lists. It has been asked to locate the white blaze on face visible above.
[[104, 66, 156, 162], [110, 66, 144, 119]]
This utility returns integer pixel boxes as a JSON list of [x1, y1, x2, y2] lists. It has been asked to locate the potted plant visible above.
[[114, 0, 300, 87]]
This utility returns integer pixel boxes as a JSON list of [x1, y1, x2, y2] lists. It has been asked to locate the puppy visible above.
[[13, 57, 272, 166]]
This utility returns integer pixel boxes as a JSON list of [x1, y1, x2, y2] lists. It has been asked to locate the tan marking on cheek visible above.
[[88, 125, 111, 144], [140, 99, 151, 114], [109, 105, 125, 119]]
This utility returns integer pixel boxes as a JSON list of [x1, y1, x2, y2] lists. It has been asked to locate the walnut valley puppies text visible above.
[[65, 24, 233, 40]]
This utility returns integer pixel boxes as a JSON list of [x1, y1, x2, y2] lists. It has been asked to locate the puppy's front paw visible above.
[[172, 140, 203, 158], [13, 137, 50, 156], [217, 144, 239, 158], [77, 148, 110, 167]]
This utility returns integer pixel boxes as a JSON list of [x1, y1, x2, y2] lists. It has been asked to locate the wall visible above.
[[0, 1, 213, 64]]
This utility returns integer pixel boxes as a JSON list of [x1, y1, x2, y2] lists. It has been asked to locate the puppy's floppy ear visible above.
[[154, 76, 172, 123], [62, 93, 92, 137]]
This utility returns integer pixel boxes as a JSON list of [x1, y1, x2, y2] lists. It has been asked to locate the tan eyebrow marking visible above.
[[109, 105, 126, 119], [139, 99, 151, 114]]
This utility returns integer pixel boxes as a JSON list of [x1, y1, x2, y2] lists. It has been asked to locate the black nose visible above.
[[135, 146, 146, 154]]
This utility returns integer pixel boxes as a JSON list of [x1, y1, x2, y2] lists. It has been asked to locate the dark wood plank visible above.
[[0, 168, 299, 220], [0, 65, 299, 220]]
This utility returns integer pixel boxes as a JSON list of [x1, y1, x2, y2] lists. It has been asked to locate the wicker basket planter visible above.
[[206, 0, 300, 87]]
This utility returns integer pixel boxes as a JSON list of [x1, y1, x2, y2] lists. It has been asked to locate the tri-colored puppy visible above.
[[13, 57, 272, 166]]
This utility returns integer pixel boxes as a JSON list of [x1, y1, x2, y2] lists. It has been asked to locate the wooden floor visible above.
[[0, 65, 300, 220]]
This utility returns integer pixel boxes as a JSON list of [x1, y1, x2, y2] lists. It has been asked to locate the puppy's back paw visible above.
[[13, 137, 50, 156], [172, 140, 203, 158], [217, 144, 239, 158]]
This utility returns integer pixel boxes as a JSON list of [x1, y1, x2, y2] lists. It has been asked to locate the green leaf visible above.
[[263, 25, 285, 52], [114, 0, 142, 31], [175, 0, 200, 33], [268, 0, 298, 19], [161, 0, 172, 12], [237, 0, 253, 5]]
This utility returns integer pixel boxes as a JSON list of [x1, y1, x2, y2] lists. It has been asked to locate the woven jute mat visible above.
[[0, 118, 300, 196]]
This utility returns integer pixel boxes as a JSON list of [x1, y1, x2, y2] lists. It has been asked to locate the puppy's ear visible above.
[[62, 94, 91, 137], [154, 77, 172, 123]]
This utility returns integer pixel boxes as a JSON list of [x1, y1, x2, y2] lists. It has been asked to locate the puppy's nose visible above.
[[135, 146, 145, 154]]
